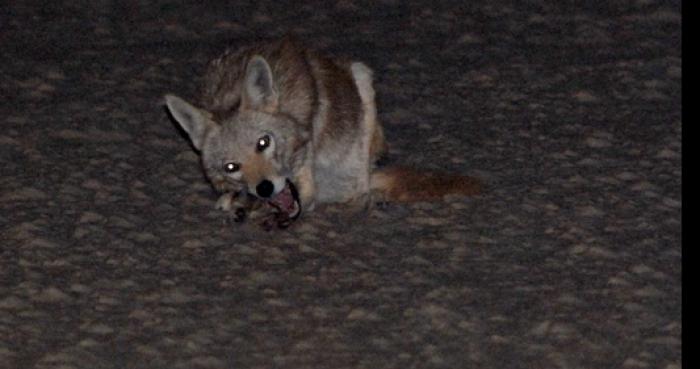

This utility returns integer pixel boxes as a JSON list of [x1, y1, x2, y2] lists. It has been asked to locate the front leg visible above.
[[295, 164, 316, 212]]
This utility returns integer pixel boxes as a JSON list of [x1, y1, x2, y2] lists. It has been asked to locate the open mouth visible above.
[[266, 179, 301, 220]]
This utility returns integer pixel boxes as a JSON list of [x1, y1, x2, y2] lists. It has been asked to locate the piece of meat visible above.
[[264, 179, 301, 229]]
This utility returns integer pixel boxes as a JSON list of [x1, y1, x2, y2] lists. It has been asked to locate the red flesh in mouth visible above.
[[267, 181, 301, 218]]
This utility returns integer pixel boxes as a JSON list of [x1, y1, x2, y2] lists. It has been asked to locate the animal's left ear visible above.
[[241, 55, 279, 112]]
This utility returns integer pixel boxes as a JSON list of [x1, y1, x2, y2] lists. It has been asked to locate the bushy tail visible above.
[[370, 166, 481, 202]]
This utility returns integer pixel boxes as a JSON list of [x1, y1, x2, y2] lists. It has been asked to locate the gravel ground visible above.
[[1, 1, 681, 368]]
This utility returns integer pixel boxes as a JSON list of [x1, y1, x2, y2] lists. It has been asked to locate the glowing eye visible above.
[[256, 135, 271, 152], [223, 162, 240, 173]]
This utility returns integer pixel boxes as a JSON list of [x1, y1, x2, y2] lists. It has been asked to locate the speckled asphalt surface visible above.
[[1, 2, 681, 368]]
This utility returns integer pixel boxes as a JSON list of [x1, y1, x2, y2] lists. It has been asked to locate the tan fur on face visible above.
[[240, 152, 273, 188]]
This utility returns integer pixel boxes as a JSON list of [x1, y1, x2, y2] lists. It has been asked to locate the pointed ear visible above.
[[164, 94, 216, 151], [241, 56, 279, 112]]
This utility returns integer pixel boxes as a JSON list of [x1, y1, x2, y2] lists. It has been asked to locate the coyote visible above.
[[165, 37, 480, 228]]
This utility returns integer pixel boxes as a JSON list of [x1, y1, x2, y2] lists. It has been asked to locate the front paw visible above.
[[233, 207, 247, 222], [234, 196, 275, 224], [215, 192, 267, 224], [260, 211, 294, 231], [215, 193, 235, 211]]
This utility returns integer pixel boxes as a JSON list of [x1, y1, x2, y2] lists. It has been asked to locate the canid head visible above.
[[165, 56, 306, 217]]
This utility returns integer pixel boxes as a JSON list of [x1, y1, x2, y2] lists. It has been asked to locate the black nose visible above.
[[256, 180, 274, 198]]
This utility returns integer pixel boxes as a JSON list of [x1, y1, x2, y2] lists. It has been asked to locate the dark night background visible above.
[[1, 1, 681, 368]]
